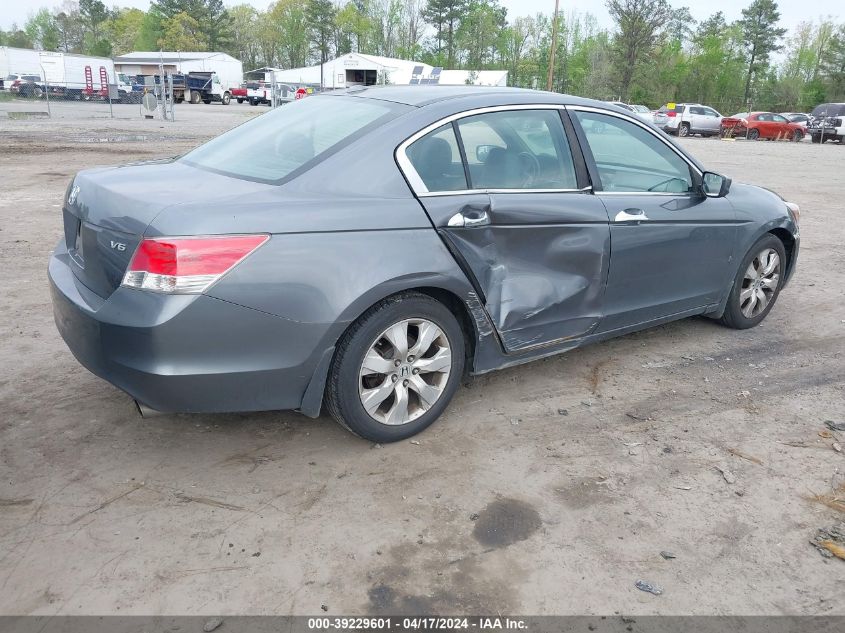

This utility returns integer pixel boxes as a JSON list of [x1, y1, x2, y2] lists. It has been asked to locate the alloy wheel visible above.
[[740, 248, 780, 318], [358, 318, 452, 426]]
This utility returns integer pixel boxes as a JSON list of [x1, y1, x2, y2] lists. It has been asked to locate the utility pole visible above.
[[546, 0, 561, 92]]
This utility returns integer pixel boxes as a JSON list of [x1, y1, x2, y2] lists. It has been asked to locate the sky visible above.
[[2, 0, 842, 37]]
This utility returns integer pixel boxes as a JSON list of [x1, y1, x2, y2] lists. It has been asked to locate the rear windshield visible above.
[[182, 96, 403, 183], [658, 104, 685, 113]]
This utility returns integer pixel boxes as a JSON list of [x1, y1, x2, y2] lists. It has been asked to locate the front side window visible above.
[[574, 110, 693, 194], [182, 95, 401, 183], [456, 110, 577, 189], [405, 124, 467, 192]]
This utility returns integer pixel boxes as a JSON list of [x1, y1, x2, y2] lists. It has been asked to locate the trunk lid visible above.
[[63, 159, 270, 298]]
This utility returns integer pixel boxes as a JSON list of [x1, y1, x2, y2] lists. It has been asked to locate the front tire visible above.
[[719, 234, 786, 330], [748, 128, 760, 141], [325, 292, 465, 442]]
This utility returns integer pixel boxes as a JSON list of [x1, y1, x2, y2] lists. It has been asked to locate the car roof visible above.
[[330, 85, 615, 110]]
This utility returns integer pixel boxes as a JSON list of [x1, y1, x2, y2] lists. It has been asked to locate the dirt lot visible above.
[[1, 101, 843, 616]]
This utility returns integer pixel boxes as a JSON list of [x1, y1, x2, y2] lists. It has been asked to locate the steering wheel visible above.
[[516, 152, 540, 187], [647, 176, 688, 192]]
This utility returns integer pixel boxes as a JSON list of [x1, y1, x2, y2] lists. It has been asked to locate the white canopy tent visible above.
[[261, 53, 507, 89]]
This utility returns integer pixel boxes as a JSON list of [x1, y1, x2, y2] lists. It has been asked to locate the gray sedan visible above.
[[49, 86, 800, 442]]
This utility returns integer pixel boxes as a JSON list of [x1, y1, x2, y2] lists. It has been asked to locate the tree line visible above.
[[1, 0, 843, 113]]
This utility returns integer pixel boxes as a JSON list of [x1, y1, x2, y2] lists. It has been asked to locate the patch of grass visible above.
[[806, 484, 845, 513]]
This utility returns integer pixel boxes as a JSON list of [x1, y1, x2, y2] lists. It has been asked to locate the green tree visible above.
[[456, 0, 506, 68], [820, 24, 845, 99], [606, 0, 671, 100], [307, 0, 336, 65], [266, 0, 310, 68], [227, 4, 261, 69], [25, 9, 61, 51], [137, 10, 165, 49], [102, 8, 147, 55], [158, 10, 209, 50], [737, 0, 787, 104], [3, 25, 34, 48], [423, 0, 466, 66], [204, 0, 232, 50], [54, 2, 85, 53]]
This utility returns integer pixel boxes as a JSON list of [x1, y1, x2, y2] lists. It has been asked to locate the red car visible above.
[[720, 112, 804, 141]]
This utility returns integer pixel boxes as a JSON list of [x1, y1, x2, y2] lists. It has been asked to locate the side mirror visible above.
[[476, 144, 496, 163], [702, 171, 731, 198]]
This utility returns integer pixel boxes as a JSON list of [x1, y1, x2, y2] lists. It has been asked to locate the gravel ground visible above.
[[0, 100, 843, 616]]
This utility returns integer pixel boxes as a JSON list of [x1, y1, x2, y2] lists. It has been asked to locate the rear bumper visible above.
[[49, 238, 335, 414]]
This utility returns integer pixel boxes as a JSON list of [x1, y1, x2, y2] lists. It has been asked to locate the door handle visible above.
[[448, 204, 491, 228], [614, 208, 649, 223]]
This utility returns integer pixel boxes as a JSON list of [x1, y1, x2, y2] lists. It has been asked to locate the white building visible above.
[[113, 51, 243, 91], [262, 53, 507, 89]]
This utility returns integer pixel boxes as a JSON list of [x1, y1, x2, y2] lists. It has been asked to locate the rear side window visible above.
[[574, 110, 692, 194], [457, 110, 577, 189], [182, 96, 400, 183], [405, 124, 468, 192]]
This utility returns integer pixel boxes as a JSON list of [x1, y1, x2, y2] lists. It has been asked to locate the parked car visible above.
[[653, 103, 723, 137], [806, 103, 845, 144], [720, 112, 805, 141], [780, 112, 810, 127], [49, 86, 800, 442], [6, 74, 43, 97], [608, 102, 653, 123]]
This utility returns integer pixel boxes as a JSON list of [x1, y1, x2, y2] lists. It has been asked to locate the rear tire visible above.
[[719, 234, 786, 330], [325, 292, 465, 443], [222, 91, 230, 105], [236, 98, 244, 104], [679, 123, 690, 137], [792, 130, 803, 142], [190, 90, 201, 104]]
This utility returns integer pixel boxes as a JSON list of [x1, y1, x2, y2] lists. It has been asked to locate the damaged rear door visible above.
[[401, 106, 611, 353]]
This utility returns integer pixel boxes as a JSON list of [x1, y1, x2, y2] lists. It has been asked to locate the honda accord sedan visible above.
[[50, 86, 800, 442]]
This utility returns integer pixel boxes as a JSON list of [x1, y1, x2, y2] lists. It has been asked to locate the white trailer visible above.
[[0, 47, 127, 98]]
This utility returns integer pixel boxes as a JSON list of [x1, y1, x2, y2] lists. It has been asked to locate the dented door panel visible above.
[[432, 192, 611, 353]]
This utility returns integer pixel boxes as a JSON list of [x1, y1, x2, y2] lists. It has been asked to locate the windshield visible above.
[[632, 105, 650, 113], [182, 96, 403, 183]]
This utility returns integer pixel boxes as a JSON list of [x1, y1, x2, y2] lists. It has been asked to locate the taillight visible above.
[[667, 110, 676, 117], [122, 234, 269, 293]]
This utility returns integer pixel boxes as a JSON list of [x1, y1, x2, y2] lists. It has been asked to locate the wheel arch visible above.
[[299, 280, 491, 419], [768, 227, 797, 279]]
